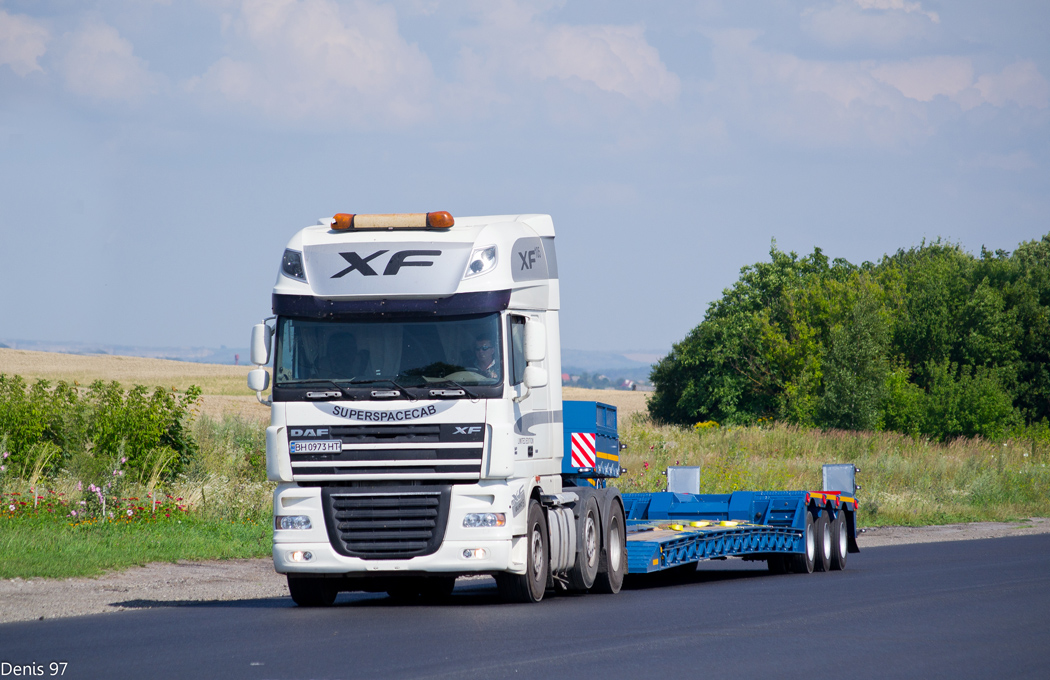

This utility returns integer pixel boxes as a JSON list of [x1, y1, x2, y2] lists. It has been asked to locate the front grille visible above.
[[322, 486, 451, 559], [290, 423, 485, 483]]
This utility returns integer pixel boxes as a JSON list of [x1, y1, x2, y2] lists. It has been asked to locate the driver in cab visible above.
[[472, 335, 500, 380]]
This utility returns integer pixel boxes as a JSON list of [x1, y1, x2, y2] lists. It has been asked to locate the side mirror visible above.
[[523, 320, 546, 363], [523, 365, 548, 389], [250, 323, 272, 366], [247, 368, 270, 392]]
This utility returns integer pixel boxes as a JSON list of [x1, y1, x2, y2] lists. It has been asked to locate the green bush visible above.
[[0, 375, 201, 481]]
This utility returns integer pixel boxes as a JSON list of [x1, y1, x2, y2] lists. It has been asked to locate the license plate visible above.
[[290, 440, 342, 454]]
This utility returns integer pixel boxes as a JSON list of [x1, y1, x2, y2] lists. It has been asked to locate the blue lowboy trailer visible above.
[[563, 401, 860, 579]]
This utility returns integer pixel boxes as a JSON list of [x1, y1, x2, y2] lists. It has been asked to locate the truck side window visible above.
[[509, 316, 526, 386]]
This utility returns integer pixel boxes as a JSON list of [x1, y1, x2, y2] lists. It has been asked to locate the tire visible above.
[[495, 500, 549, 603], [788, 511, 816, 574], [593, 502, 627, 594], [567, 496, 601, 591], [830, 511, 849, 571], [767, 555, 788, 574], [814, 510, 832, 572], [287, 576, 338, 607]]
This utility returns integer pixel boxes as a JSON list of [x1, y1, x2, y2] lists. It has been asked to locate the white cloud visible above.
[[60, 20, 157, 101], [870, 57, 973, 102], [530, 24, 680, 104], [803, 0, 940, 50], [853, 0, 938, 23], [0, 10, 49, 77], [456, 1, 680, 105], [189, 0, 434, 122], [975, 61, 1050, 110]]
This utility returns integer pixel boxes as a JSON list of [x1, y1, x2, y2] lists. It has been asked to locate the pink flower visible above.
[[126, 509, 133, 517], [77, 481, 83, 491], [7, 505, 13, 512], [70, 510, 77, 517], [2, 452, 8, 458], [0, 466, 5, 472], [120, 457, 126, 464]]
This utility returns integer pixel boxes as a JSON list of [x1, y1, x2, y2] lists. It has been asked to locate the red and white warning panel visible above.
[[563, 401, 621, 479], [571, 432, 597, 469]]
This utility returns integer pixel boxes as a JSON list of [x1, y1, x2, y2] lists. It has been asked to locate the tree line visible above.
[[649, 234, 1050, 440]]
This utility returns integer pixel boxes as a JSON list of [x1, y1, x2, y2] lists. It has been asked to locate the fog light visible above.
[[462, 548, 488, 559], [289, 550, 314, 562], [276, 515, 312, 530], [463, 513, 506, 528]]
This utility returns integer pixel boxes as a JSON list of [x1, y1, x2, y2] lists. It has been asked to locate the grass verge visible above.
[[0, 515, 271, 580]]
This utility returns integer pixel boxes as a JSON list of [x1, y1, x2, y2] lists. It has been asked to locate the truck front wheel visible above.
[[496, 500, 549, 603], [287, 576, 338, 607]]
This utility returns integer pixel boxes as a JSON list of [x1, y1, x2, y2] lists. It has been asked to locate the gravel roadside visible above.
[[3, 518, 1048, 625]]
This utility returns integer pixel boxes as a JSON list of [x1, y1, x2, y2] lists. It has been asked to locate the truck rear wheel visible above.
[[567, 496, 601, 591], [593, 502, 626, 594], [287, 576, 338, 607], [830, 511, 849, 571], [788, 511, 816, 574], [495, 500, 548, 603], [814, 510, 832, 572]]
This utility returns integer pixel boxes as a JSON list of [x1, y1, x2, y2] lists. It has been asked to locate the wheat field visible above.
[[0, 347, 650, 422]]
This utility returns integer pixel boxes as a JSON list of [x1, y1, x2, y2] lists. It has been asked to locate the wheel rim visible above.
[[608, 519, 623, 573], [822, 519, 832, 560], [806, 522, 815, 561], [530, 522, 544, 581], [838, 520, 848, 558], [584, 515, 598, 567]]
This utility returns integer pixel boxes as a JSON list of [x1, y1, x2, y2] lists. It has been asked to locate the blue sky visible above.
[[1, 0, 1048, 354]]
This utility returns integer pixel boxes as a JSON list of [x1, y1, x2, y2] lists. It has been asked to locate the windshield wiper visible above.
[[427, 379, 479, 400], [279, 379, 358, 400], [346, 378, 418, 401]]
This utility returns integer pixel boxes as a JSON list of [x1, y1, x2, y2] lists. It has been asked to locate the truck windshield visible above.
[[274, 314, 503, 389]]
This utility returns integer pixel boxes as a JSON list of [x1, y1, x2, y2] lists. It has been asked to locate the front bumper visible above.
[[272, 481, 528, 575]]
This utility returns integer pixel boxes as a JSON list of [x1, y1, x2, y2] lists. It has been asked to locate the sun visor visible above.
[[303, 242, 473, 297]]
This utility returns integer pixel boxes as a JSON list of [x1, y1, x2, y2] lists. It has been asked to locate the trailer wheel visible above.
[[567, 496, 601, 591], [830, 511, 849, 571], [814, 510, 832, 572], [495, 500, 549, 603], [593, 502, 627, 594], [287, 576, 338, 607], [788, 511, 816, 574]]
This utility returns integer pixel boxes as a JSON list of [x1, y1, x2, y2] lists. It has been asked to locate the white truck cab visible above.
[[250, 212, 626, 604]]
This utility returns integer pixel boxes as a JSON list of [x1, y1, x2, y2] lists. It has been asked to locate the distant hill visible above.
[[0, 339, 248, 365]]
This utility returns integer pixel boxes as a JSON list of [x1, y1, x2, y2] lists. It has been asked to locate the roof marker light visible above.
[[330, 212, 454, 230]]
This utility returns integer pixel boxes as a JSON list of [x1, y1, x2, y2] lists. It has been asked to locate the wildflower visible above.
[[2, 452, 8, 458], [7, 505, 13, 512], [79, 501, 86, 506], [70, 510, 77, 517], [120, 457, 126, 463], [77, 481, 83, 491], [126, 509, 133, 517], [0, 466, 4, 472]]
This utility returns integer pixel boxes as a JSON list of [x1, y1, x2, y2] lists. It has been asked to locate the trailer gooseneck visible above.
[[247, 212, 859, 605]]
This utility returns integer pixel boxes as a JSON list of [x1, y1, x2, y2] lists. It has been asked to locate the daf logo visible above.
[[290, 428, 329, 437], [454, 426, 482, 435], [331, 250, 442, 278], [518, 247, 541, 270]]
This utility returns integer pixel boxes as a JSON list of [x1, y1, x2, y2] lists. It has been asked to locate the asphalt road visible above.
[[2, 534, 1048, 680]]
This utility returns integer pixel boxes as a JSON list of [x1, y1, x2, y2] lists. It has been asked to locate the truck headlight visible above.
[[463, 245, 497, 279], [276, 515, 312, 530], [463, 513, 505, 528], [282, 249, 307, 282]]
